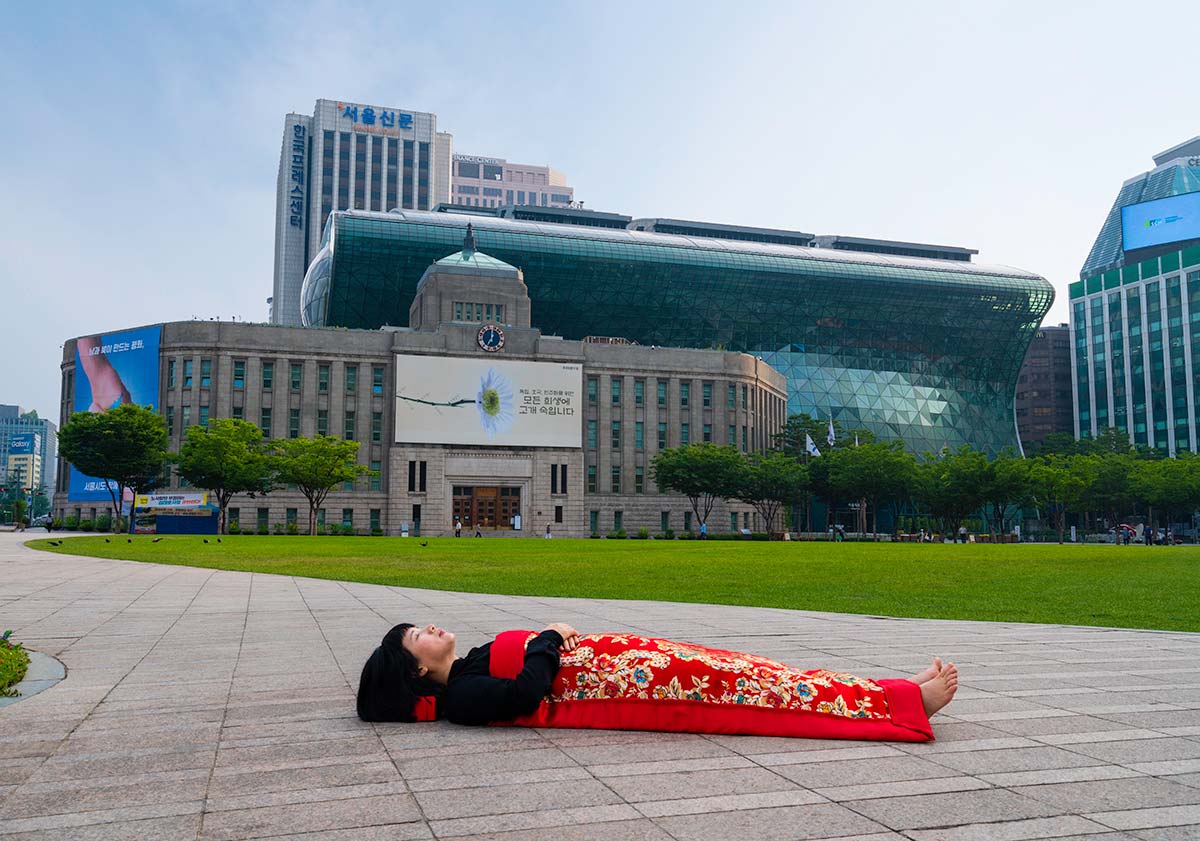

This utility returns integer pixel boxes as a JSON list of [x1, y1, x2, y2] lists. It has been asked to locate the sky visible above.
[[1, 1, 1196, 421]]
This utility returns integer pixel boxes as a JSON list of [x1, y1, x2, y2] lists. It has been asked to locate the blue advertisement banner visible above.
[[9, 433, 37, 455], [68, 325, 162, 502], [1122, 192, 1200, 253]]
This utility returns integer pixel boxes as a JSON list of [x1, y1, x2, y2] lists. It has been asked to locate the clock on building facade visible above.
[[477, 324, 505, 352]]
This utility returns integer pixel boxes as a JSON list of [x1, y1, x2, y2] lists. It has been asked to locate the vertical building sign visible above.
[[289, 123, 307, 228], [68, 325, 162, 502]]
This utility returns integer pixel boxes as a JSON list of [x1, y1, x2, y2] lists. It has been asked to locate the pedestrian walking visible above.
[[958, 525, 967, 544], [545, 524, 552, 539], [475, 524, 482, 538], [699, 521, 707, 540], [455, 519, 462, 538], [1143, 524, 1152, 546]]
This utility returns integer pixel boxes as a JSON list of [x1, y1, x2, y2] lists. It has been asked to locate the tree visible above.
[[1079, 452, 1137, 531], [822, 442, 915, 538], [177, 419, 276, 534], [1026, 455, 1090, 543], [272, 435, 375, 535], [730, 451, 809, 536], [650, 443, 744, 528], [58, 404, 170, 532], [980, 450, 1029, 535], [1130, 454, 1200, 532], [911, 446, 989, 537]]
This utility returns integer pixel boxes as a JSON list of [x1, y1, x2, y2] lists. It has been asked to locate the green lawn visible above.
[[25, 536, 1200, 632]]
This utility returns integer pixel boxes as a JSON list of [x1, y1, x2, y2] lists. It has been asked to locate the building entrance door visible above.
[[452, 486, 521, 530]]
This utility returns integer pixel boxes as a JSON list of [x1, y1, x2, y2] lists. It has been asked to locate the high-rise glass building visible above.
[[272, 99, 452, 327], [1071, 137, 1200, 452], [451, 154, 574, 210], [302, 208, 1052, 455], [0, 405, 57, 499]]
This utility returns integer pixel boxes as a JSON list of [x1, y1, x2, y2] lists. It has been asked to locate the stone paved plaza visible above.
[[1, 530, 1199, 840]]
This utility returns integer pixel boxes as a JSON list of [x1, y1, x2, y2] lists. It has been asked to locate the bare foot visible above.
[[910, 657, 943, 685], [920, 662, 958, 717]]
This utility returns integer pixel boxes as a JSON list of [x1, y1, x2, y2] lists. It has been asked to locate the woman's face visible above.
[[402, 623, 456, 672]]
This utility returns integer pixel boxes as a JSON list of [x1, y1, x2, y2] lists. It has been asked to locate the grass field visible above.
[[25, 536, 1200, 632]]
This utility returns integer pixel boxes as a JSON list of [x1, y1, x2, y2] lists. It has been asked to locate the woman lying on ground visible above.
[[356, 622, 957, 741]]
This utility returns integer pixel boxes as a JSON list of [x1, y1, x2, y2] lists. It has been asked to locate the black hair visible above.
[[356, 623, 445, 722]]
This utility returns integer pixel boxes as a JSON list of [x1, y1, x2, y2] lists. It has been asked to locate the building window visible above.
[[742, 385, 748, 409], [742, 425, 748, 451], [611, 420, 621, 449], [731, 512, 738, 532], [167, 359, 176, 388], [703, 423, 712, 443], [200, 359, 212, 388], [228, 507, 239, 528], [684, 511, 692, 532], [262, 362, 274, 390], [260, 408, 272, 437], [587, 377, 598, 404], [257, 508, 269, 531], [232, 405, 242, 420], [373, 366, 385, 394], [555, 505, 563, 523], [587, 465, 597, 493], [681, 423, 689, 445], [165, 406, 174, 437], [611, 466, 621, 493], [661, 511, 669, 532], [318, 364, 330, 393], [233, 360, 245, 390], [551, 463, 559, 494], [729, 424, 736, 445], [611, 378, 621, 404], [370, 509, 381, 532], [560, 464, 567, 495], [635, 466, 644, 494], [702, 382, 712, 407], [289, 409, 300, 438], [291, 363, 303, 391], [587, 420, 597, 449], [286, 508, 298, 525], [658, 422, 667, 450], [613, 510, 623, 531], [370, 460, 381, 492], [198, 406, 209, 427], [344, 410, 356, 440], [635, 421, 644, 450], [728, 384, 736, 409], [589, 510, 599, 534], [680, 383, 690, 408], [408, 460, 416, 492], [371, 411, 382, 442], [317, 409, 328, 436], [634, 379, 644, 406], [342, 508, 354, 529], [183, 359, 193, 388]]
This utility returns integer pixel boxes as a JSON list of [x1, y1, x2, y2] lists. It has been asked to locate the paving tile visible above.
[[634, 788, 826, 817], [429, 804, 642, 838], [1012, 778, 1200, 813], [652, 802, 889, 840], [0, 814, 202, 841], [980, 765, 1145, 787], [923, 745, 1108, 775], [1065, 739, 1200, 764], [603, 766, 802, 802], [1088, 804, 1200, 830], [847, 789, 1064, 831], [198, 794, 423, 840], [1128, 826, 1200, 839], [396, 746, 576, 778], [414, 778, 621, 821], [771, 754, 958, 788], [436, 817, 676, 840], [815, 775, 990, 801], [207, 760, 400, 798], [905, 815, 1117, 840]]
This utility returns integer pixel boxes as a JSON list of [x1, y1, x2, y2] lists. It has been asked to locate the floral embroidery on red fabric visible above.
[[546, 634, 889, 721]]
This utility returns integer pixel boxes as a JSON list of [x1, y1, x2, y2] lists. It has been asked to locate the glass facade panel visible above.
[[1126, 289, 1147, 442], [302, 212, 1053, 453], [1146, 281, 1167, 449], [1167, 276, 1188, 451], [1107, 292, 1126, 433], [1090, 298, 1108, 429]]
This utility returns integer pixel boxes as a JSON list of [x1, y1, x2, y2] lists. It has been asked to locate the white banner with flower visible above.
[[394, 355, 583, 447]]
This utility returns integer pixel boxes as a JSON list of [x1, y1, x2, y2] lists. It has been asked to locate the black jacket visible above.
[[441, 629, 563, 725]]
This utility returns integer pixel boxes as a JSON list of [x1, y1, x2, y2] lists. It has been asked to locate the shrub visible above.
[[590, 532, 601, 539], [664, 528, 675, 540], [64, 516, 79, 530], [95, 514, 113, 532], [680, 530, 694, 540], [344, 525, 358, 536], [51, 519, 64, 531], [272, 523, 285, 535], [256, 524, 269, 535], [286, 521, 299, 535], [1, 630, 31, 698], [79, 519, 94, 532], [227, 521, 240, 535], [636, 527, 650, 540], [371, 528, 383, 536]]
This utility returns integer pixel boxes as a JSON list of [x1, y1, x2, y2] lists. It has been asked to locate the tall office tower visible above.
[[0, 405, 57, 499], [1071, 136, 1200, 451], [450, 155, 574, 210], [272, 99, 452, 326], [1015, 325, 1073, 452]]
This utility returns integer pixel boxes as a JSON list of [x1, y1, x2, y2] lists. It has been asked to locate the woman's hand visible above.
[[542, 623, 580, 651]]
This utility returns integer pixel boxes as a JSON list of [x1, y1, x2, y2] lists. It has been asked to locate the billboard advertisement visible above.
[[8, 433, 38, 455], [395, 354, 582, 447], [1122, 192, 1200, 253], [69, 325, 162, 502]]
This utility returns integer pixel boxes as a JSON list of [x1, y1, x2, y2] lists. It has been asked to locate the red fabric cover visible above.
[[489, 630, 932, 742], [412, 695, 438, 722]]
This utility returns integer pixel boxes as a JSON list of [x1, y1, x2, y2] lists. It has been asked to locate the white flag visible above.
[[854, 433, 860, 447], [805, 433, 821, 457], [827, 418, 836, 447]]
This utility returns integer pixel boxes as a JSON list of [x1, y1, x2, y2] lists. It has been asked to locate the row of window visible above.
[[585, 420, 750, 451], [164, 404, 385, 444], [229, 506, 382, 531], [453, 302, 505, 323], [167, 359, 386, 395], [588, 378, 751, 410]]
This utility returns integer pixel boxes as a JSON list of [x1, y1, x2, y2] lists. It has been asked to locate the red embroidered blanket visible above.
[[489, 631, 932, 742]]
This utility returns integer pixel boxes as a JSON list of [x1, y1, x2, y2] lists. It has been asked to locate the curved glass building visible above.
[[303, 209, 1053, 454]]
